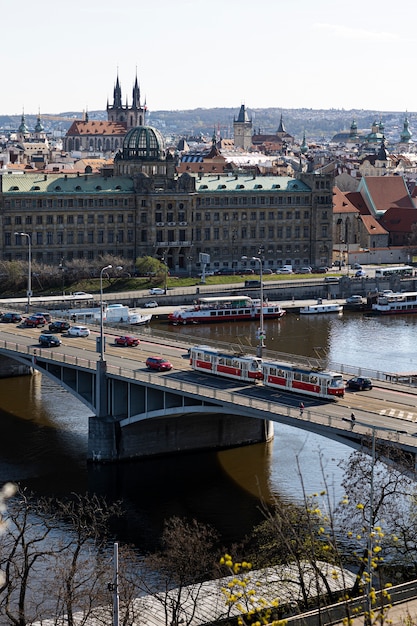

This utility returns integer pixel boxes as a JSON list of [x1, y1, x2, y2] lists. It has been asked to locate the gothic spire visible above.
[[132, 70, 140, 109], [113, 71, 122, 109]]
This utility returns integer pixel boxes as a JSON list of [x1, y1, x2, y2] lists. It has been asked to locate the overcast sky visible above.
[[2, 0, 414, 116]]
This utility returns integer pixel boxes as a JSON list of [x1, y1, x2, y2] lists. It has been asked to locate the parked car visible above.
[[355, 270, 367, 277], [145, 356, 173, 371], [346, 376, 372, 391], [24, 315, 46, 328], [352, 263, 362, 270], [67, 325, 90, 337], [1, 312, 23, 323], [34, 312, 52, 323], [39, 334, 61, 347], [72, 291, 93, 298], [149, 288, 165, 295], [345, 295, 363, 304], [49, 320, 71, 333], [114, 335, 140, 347], [144, 300, 159, 308], [297, 267, 312, 274]]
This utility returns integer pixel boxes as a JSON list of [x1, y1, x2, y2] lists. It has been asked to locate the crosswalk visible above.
[[380, 408, 416, 422]]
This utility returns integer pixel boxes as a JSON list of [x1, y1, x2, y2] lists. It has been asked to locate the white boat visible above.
[[300, 303, 343, 315], [128, 312, 152, 325], [168, 295, 286, 325], [371, 291, 417, 315]]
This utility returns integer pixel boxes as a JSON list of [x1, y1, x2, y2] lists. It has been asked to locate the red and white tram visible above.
[[261, 360, 345, 400], [189, 345, 263, 382], [189, 345, 345, 400]]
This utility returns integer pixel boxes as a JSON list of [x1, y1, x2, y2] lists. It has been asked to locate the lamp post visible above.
[[15, 232, 32, 313], [242, 253, 265, 357], [99, 264, 112, 361]]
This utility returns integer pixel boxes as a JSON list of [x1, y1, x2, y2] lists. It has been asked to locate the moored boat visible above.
[[371, 291, 417, 315], [168, 295, 286, 325], [300, 303, 343, 315]]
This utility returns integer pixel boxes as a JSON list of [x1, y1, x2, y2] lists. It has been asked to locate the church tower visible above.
[[233, 104, 252, 150], [107, 71, 146, 129]]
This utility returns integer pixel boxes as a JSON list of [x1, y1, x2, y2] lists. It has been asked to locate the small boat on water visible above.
[[300, 303, 343, 315], [168, 295, 286, 325], [371, 291, 417, 315]]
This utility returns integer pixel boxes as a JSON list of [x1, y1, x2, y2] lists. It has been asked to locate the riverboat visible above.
[[168, 295, 286, 325], [371, 291, 417, 315], [299, 303, 343, 315]]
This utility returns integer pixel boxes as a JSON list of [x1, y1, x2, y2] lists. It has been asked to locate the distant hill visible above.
[[1, 107, 414, 143]]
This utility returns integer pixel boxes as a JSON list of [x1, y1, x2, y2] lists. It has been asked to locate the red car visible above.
[[145, 356, 172, 371], [24, 315, 46, 328], [114, 335, 140, 347]]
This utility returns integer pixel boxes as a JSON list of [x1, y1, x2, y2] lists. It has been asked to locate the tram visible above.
[[189, 345, 263, 382], [189, 345, 345, 400]]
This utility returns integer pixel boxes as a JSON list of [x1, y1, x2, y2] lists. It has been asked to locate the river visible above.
[[1, 310, 416, 549]]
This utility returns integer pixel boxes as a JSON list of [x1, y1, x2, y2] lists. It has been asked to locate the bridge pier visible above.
[[0, 354, 32, 378], [88, 412, 274, 463]]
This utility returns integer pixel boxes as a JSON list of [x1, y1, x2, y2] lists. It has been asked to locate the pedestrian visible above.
[[350, 412, 356, 428], [299, 402, 304, 416]]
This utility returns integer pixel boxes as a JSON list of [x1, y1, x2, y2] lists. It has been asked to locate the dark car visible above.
[[145, 356, 173, 371], [49, 320, 71, 333], [114, 335, 140, 347], [1, 312, 23, 323], [346, 376, 373, 391], [24, 315, 46, 327], [39, 334, 61, 347]]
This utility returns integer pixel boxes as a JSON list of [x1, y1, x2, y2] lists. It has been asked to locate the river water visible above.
[[1, 310, 416, 548]]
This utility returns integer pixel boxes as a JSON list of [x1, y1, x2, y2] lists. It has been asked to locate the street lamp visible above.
[[15, 232, 32, 313], [242, 253, 265, 357], [99, 264, 112, 361]]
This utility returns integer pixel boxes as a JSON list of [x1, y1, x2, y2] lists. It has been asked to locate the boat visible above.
[[168, 295, 286, 325], [300, 303, 343, 315], [370, 291, 417, 315]]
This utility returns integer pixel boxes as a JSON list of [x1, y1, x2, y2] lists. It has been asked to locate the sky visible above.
[[2, 0, 416, 116]]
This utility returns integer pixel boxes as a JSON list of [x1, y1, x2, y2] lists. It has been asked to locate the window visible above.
[[98, 214, 104, 223], [57, 232, 63, 244], [88, 231, 94, 244], [36, 232, 43, 245], [67, 232, 74, 244], [47, 216, 53, 225], [77, 232, 84, 244], [57, 215, 63, 224], [204, 228, 210, 241], [108, 215, 114, 223], [67, 215, 74, 224], [108, 232, 114, 243], [98, 230, 104, 244], [36, 216, 43, 225], [47, 232, 53, 245], [25, 216, 32, 225], [88, 214, 94, 224], [5, 232, 11, 246]]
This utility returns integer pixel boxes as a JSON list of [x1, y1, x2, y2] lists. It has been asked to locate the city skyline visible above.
[[2, 0, 416, 116]]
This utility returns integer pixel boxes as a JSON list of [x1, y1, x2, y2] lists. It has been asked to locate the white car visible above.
[[144, 300, 159, 308], [72, 291, 93, 298], [149, 288, 165, 295], [67, 325, 90, 337]]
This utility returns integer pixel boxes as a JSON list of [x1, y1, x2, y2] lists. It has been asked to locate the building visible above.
[[63, 73, 146, 155], [0, 123, 335, 273]]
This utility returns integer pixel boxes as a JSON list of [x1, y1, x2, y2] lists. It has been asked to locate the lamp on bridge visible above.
[[14, 232, 32, 313], [99, 264, 112, 361], [242, 251, 265, 357]]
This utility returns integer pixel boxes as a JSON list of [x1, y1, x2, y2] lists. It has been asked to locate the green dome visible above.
[[121, 126, 166, 161]]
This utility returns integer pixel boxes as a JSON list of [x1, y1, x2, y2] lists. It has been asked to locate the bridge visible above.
[[1, 325, 417, 466]]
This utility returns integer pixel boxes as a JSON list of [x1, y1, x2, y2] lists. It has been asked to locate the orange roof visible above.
[[332, 187, 361, 214], [66, 120, 127, 137], [360, 176, 414, 211], [380, 207, 417, 233]]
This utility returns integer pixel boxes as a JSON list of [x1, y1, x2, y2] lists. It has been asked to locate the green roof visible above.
[[193, 175, 310, 193], [1, 173, 134, 194]]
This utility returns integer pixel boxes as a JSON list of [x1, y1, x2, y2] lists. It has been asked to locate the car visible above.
[[144, 300, 159, 308], [149, 288, 165, 295], [352, 263, 362, 270], [315, 266, 328, 273], [49, 320, 71, 333], [145, 356, 173, 371], [72, 291, 93, 298], [262, 268, 273, 274], [34, 311, 52, 323], [324, 276, 339, 282], [39, 334, 61, 347], [345, 295, 363, 304], [297, 267, 312, 274], [346, 376, 373, 391], [24, 315, 46, 327], [240, 268, 255, 275], [67, 325, 90, 337], [1, 312, 23, 323], [114, 335, 140, 347], [355, 270, 367, 277]]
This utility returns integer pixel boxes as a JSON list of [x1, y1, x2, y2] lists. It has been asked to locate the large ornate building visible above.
[[63, 73, 146, 155]]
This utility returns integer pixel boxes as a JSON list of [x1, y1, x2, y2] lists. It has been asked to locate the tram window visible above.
[[294, 372, 301, 381], [310, 376, 318, 384], [218, 358, 224, 365], [278, 369, 285, 377]]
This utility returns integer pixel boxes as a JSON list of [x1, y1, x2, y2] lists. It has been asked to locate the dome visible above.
[[121, 126, 166, 161]]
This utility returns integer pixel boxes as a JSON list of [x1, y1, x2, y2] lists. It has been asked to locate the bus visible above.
[[375, 265, 414, 278]]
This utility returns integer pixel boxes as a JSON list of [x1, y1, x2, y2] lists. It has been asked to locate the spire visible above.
[[113, 71, 122, 108], [18, 110, 29, 134], [277, 113, 286, 134], [235, 104, 250, 123], [300, 130, 308, 154], [400, 113, 412, 143], [34, 109, 44, 133], [132, 70, 140, 109]]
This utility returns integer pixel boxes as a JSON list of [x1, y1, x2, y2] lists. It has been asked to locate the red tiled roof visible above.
[[379, 207, 417, 232], [66, 120, 127, 137], [332, 187, 361, 214], [361, 176, 414, 210]]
